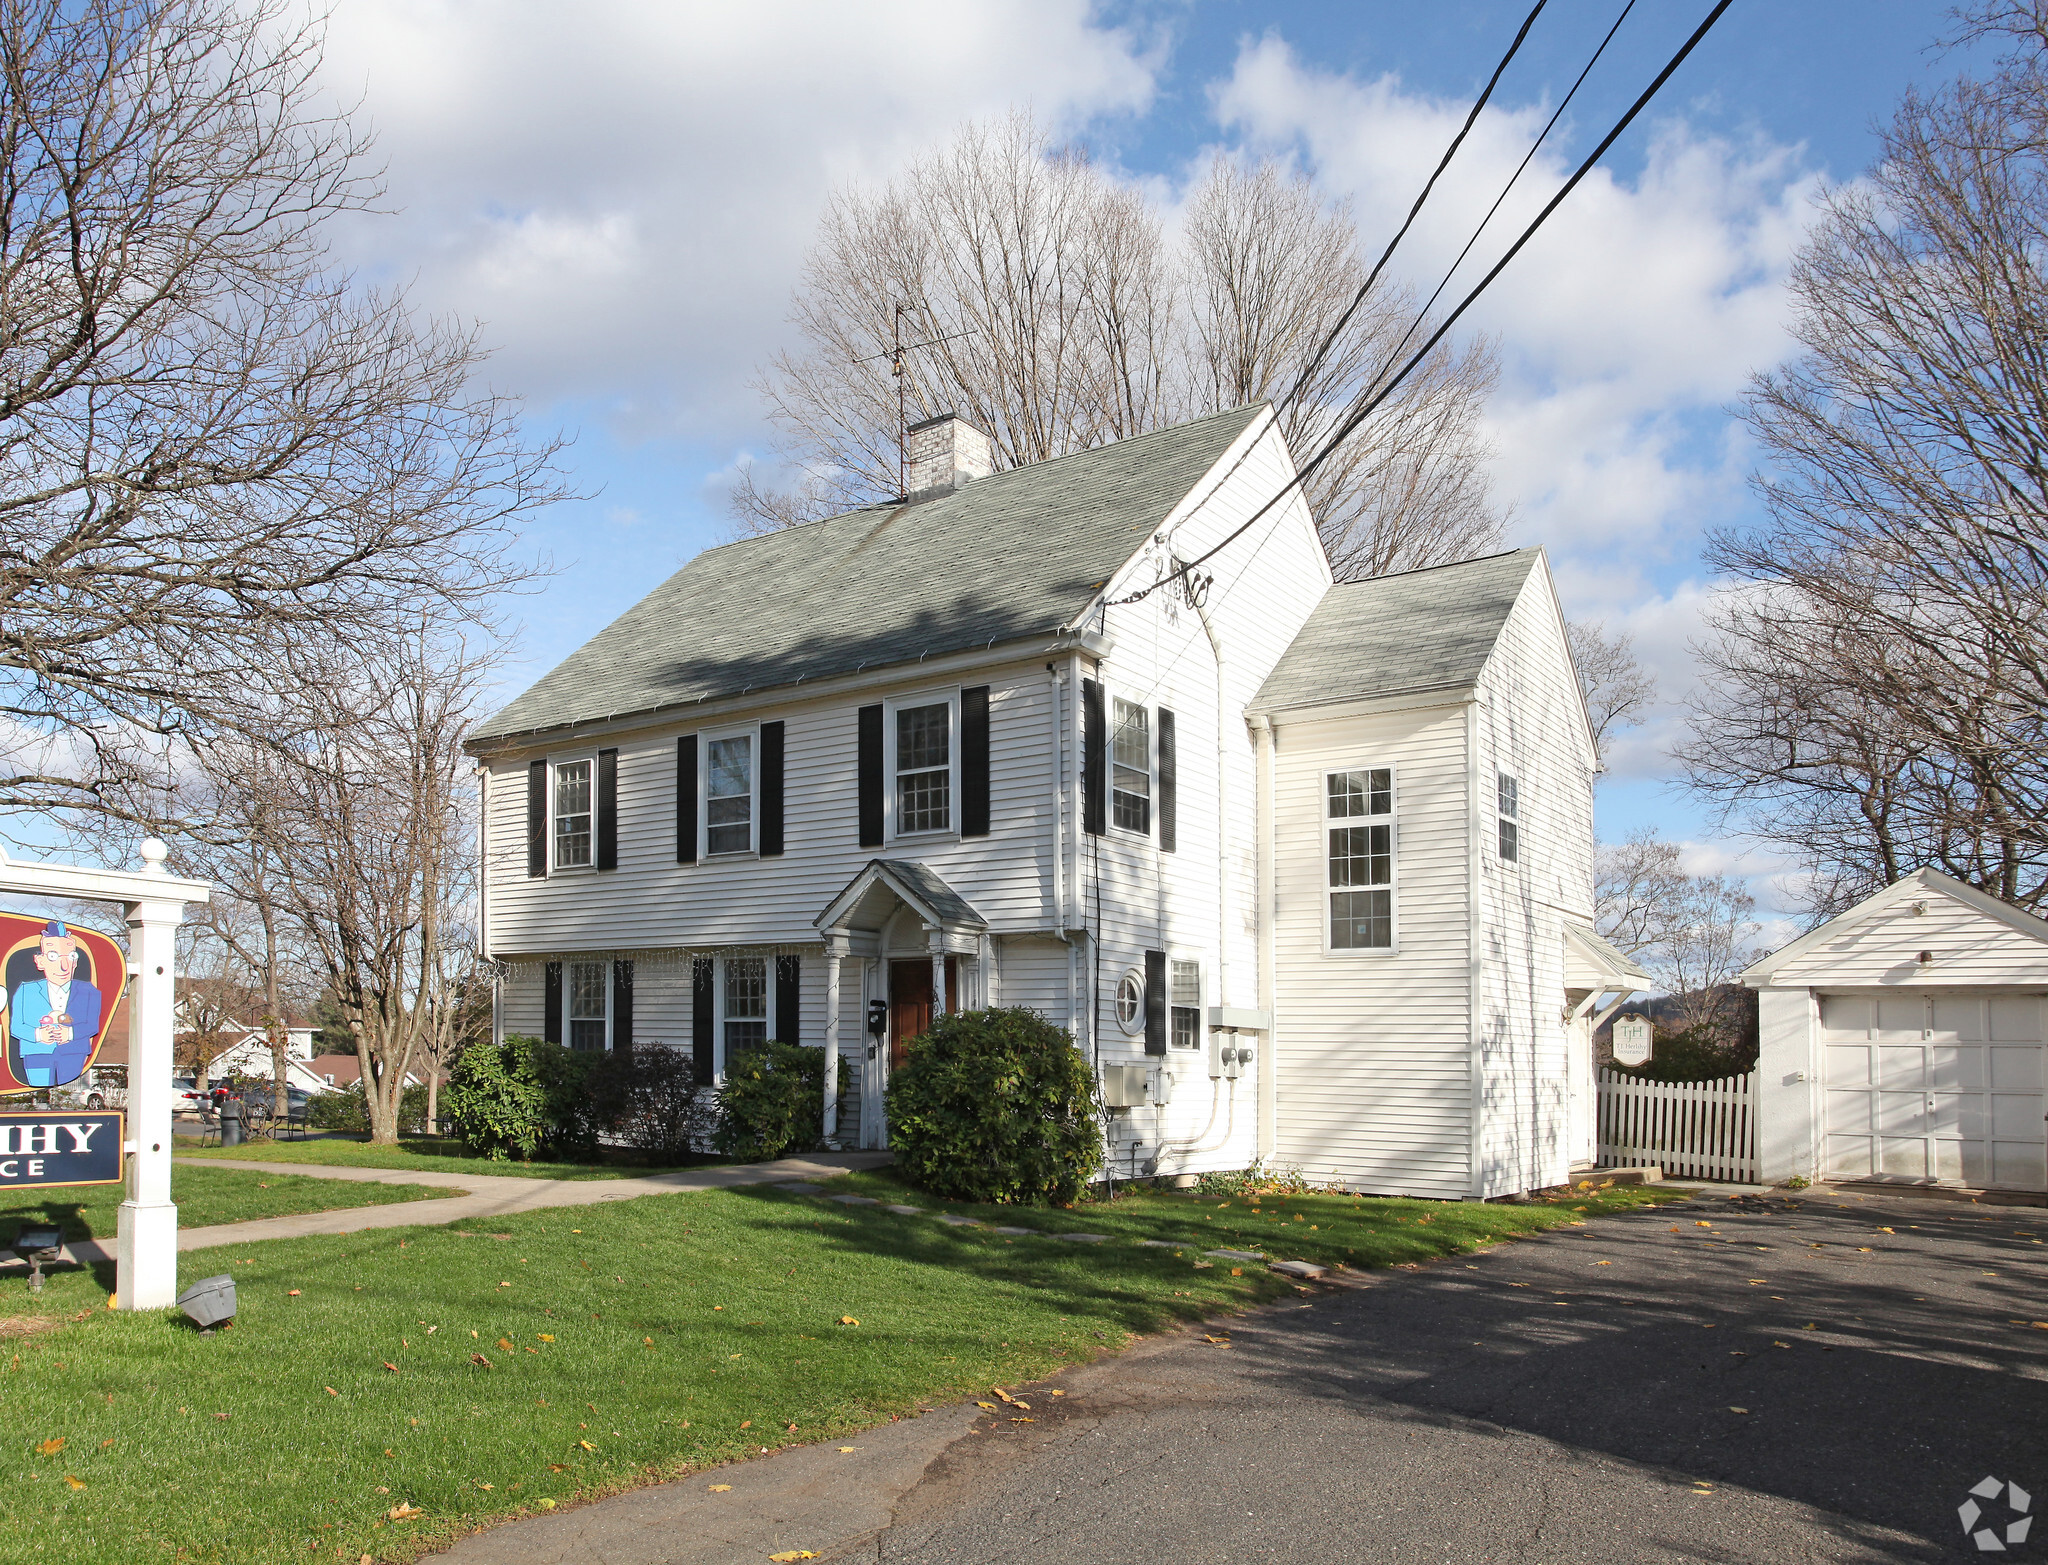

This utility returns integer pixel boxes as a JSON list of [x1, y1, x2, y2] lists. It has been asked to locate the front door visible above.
[[888, 957, 957, 1069]]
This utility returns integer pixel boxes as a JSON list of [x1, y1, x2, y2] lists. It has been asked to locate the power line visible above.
[[1281, 0, 1550, 412], [1120, 0, 1736, 609]]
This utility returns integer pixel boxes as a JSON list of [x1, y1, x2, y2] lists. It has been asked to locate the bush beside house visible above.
[[443, 1036, 712, 1162], [886, 1007, 1100, 1205]]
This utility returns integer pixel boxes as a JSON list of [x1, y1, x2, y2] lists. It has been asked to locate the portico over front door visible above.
[[889, 956, 955, 1069]]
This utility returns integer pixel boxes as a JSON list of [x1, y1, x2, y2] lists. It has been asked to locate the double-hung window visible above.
[[1169, 959, 1202, 1049], [706, 735, 753, 855], [1327, 768, 1394, 950], [723, 957, 767, 1053], [1498, 773, 1520, 863], [554, 759, 592, 868], [1112, 698, 1151, 833], [896, 702, 951, 834], [568, 961, 608, 1051]]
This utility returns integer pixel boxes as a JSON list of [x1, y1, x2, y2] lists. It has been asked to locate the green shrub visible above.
[[885, 1007, 1100, 1205], [443, 1037, 554, 1159], [304, 1080, 430, 1136], [713, 1042, 835, 1162]]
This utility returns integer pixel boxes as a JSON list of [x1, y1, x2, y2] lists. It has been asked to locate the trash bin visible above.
[[220, 1097, 243, 1147]]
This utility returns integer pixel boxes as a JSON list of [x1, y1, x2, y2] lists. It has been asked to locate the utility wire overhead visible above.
[[1122, 0, 1737, 609]]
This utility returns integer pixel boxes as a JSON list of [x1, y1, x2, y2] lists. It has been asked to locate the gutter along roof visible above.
[[469, 404, 1267, 748]]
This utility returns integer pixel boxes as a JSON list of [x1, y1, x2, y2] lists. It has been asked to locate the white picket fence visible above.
[[1597, 1069, 1756, 1182]]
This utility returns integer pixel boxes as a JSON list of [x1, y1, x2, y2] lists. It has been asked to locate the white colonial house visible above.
[[466, 405, 1644, 1199]]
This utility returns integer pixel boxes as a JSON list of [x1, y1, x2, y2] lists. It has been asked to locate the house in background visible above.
[[1746, 869, 2048, 1194], [465, 404, 1645, 1198], [190, 1017, 331, 1095]]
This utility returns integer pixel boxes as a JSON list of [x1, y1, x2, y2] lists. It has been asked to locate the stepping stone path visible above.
[[772, 1183, 825, 1194], [1206, 1248, 1265, 1262], [935, 1214, 980, 1226], [831, 1194, 882, 1206], [1054, 1233, 1108, 1244], [993, 1226, 1037, 1236], [1269, 1259, 1327, 1280], [1138, 1239, 1183, 1249], [885, 1205, 924, 1216]]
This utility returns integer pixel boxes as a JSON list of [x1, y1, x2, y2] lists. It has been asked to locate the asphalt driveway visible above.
[[844, 1186, 2048, 1564]]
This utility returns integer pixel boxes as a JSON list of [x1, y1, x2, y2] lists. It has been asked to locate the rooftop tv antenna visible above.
[[857, 302, 977, 499]]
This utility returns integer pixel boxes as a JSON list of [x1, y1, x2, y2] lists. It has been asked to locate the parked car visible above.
[[53, 1066, 127, 1111]]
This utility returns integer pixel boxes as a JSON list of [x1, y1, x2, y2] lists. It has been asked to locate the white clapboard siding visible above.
[[1473, 561, 1598, 1197], [1597, 1069, 1757, 1182], [1766, 890, 2048, 987], [1268, 700, 1476, 1199]]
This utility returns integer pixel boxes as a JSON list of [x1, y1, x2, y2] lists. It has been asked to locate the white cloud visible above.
[[316, 1, 1159, 439]]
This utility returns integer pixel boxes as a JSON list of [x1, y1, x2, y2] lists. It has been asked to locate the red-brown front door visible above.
[[887, 957, 958, 1070]]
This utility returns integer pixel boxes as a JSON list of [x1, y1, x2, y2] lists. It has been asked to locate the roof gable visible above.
[[1745, 869, 2048, 987], [471, 405, 1267, 745], [1249, 548, 1541, 716]]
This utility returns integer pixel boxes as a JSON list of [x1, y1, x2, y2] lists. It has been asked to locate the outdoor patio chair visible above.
[[195, 1108, 220, 1149]]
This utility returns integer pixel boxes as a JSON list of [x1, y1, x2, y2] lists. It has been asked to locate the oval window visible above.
[[1114, 970, 1146, 1034]]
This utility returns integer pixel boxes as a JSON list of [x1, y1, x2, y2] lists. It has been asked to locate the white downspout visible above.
[[1189, 593, 1233, 1007]]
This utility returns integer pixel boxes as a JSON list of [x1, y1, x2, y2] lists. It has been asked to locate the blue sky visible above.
[[308, 0, 1979, 929]]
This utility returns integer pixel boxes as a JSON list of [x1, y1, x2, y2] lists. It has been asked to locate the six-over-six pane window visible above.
[[896, 701, 951, 833], [554, 759, 592, 868], [1112, 698, 1151, 832], [1327, 767, 1393, 949], [723, 956, 767, 1052]]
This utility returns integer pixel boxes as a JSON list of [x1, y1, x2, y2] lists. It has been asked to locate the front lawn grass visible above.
[[1, 1166, 448, 1244], [0, 1172, 1673, 1564], [177, 1136, 715, 1181]]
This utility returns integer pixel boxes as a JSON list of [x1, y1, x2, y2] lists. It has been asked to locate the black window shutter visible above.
[[1081, 679, 1106, 835], [611, 960, 634, 1055], [596, 747, 619, 870], [961, 685, 991, 837], [775, 954, 801, 1043], [857, 703, 884, 847], [1144, 949, 1167, 1056], [543, 961, 562, 1045], [691, 957, 714, 1081], [527, 758, 547, 878], [676, 734, 698, 864], [1157, 708, 1177, 853], [760, 721, 786, 856]]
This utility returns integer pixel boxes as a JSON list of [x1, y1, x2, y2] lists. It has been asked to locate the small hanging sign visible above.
[[0, 913, 129, 1093], [0, 1110, 124, 1188], [1612, 1013, 1654, 1068]]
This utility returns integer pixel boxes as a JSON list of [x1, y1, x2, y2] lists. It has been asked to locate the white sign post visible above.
[[1611, 1013, 1654, 1069], [0, 839, 209, 1309]]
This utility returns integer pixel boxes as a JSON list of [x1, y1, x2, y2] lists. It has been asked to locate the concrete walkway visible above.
[[33, 1151, 893, 1267]]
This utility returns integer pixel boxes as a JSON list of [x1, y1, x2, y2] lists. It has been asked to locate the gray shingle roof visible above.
[[471, 404, 1267, 744], [1250, 548, 1541, 715]]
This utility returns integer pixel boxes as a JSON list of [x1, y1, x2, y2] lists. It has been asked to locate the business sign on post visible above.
[[0, 913, 128, 1093], [0, 1110, 124, 1188], [1611, 1013, 1654, 1068]]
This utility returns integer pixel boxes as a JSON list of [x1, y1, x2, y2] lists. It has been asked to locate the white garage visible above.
[[1747, 869, 2048, 1194]]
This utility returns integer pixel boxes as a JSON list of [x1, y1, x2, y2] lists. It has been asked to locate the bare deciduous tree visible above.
[[1565, 619, 1655, 767], [1685, 9, 2048, 912], [742, 114, 1503, 578], [0, 0, 558, 829], [1596, 828, 1760, 1044]]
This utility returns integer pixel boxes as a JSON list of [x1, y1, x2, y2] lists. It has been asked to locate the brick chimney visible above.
[[904, 413, 993, 499]]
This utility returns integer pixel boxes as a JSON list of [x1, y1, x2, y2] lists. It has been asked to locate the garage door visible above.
[[1821, 993, 2047, 1192]]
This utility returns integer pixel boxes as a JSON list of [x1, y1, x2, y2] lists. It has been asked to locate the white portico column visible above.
[[120, 842, 192, 1310], [822, 933, 846, 1147], [929, 928, 948, 1017]]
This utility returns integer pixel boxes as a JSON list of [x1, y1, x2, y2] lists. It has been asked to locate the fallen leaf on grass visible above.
[[471, 1354, 493, 1369], [536, 1498, 556, 1510], [708, 1484, 732, 1492], [382, 1362, 399, 1374], [387, 1503, 423, 1521], [323, 1387, 339, 1397], [577, 1440, 596, 1452], [498, 1338, 515, 1352], [34, 1438, 64, 1457], [537, 1333, 555, 1342], [287, 1289, 301, 1297], [838, 1317, 859, 1326], [1230, 1268, 1242, 1276], [740, 1420, 752, 1429], [63, 1475, 84, 1490], [98, 1439, 113, 1450]]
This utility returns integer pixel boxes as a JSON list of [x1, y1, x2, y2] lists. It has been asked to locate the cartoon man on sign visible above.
[[9, 920, 104, 1088]]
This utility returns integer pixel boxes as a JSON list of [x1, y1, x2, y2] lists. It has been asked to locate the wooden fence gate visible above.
[[1597, 1069, 1756, 1182]]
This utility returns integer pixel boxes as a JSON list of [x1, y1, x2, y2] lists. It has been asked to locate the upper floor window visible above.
[[896, 702, 951, 834], [1170, 960, 1202, 1049], [706, 735, 752, 855], [1112, 698, 1151, 833], [724, 956, 767, 1053], [1498, 772, 1520, 863], [1327, 768, 1393, 950], [554, 759, 592, 868], [568, 961, 608, 1051]]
